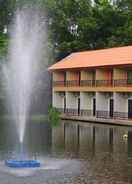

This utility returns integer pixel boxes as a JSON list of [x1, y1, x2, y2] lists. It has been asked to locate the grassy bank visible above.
[[0, 114, 48, 122]]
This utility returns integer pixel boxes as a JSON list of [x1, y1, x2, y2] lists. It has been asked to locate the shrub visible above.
[[48, 106, 61, 127]]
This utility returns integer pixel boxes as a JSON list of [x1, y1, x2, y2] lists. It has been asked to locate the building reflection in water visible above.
[[52, 120, 132, 159], [52, 122, 65, 154], [113, 127, 128, 155], [79, 123, 94, 158], [52, 121, 132, 183], [128, 128, 132, 183], [64, 123, 79, 155], [94, 125, 112, 154], [128, 128, 132, 158]]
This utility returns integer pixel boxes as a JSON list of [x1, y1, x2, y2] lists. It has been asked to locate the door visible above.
[[128, 71, 132, 84], [64, 72, 66, 86], [93, 98, 96, 116], [92, 71, 96, 86], [109, 99, 114, 118], [78, 71, 81, 86], [128, 100, 132, 118], [64, 97, 66, 113], [111, 70, 113, 86], [78, 98, 80, 116]]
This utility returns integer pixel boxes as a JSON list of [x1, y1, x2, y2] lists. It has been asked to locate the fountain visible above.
[[3, 6, 47, 168]]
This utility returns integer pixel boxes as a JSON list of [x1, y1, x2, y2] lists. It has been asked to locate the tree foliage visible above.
[[0, 0, 132, 61], [45, 0, 132, 60]]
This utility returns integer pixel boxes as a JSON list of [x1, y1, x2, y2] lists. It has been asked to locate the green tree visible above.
[[0, 0, 132, 61], [44, 0, 131, 61], [44, 0, 94, 60], [0, 34, 8, 58], [0, 0, 17, 58], [93, 0, 128, 48]]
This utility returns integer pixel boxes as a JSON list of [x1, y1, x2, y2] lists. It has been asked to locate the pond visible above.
[[0, 119, 132, 184]]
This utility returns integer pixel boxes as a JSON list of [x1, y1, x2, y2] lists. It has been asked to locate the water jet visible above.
[[3, 6, 46, 168]]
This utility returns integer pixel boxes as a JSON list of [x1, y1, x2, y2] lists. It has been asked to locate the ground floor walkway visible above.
[[61, 114, 132, 126]]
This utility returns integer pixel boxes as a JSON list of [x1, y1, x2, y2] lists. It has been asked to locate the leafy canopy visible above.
[[0, 0, 132, 61]]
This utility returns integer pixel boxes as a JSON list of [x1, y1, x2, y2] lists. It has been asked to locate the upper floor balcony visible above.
[[53, 79, 132, 92], [52, 67, 132, 92]]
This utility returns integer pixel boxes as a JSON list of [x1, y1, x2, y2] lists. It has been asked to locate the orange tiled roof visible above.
[[48, 46, 132, 71]]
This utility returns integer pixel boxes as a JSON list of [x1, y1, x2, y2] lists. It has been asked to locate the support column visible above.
[[66, 92, 79, 115], [114, 93, 128, 119], [52, 92, 65, 112], [96, 92, 110, 118], [80, 92, 94, 116]]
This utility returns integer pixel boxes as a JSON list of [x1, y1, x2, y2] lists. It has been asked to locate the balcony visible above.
[[53, 79, 132, 92]]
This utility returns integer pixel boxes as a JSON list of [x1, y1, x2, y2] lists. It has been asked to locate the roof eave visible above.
[[48, 63, 132, 72]]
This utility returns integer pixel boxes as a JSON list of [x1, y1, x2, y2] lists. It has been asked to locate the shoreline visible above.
[[61, 115, 132, 127]]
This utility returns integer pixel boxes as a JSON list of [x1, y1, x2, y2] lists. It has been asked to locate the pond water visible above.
[[0, 119, 132, 184]]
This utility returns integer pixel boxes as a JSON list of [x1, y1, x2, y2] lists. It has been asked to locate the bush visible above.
[[48, 106, 61, 127]]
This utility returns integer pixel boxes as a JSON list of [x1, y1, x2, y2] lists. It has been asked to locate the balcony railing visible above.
[[56, 108, 129, 120], [96, 110, 110, 119], [96, 80, 113, 87], [65, 108, 79, 116], [53, 81, 65, 87], [80, 80, 94, 87], [80, 109, 93, 116], [66, 80, 80, 87], [53, 79, 132, 87], [113, 112, 128, 119], [113, 79, 127, 87]]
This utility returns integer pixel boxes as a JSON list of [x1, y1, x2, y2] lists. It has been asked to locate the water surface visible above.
[[0, 119, 132, 184]]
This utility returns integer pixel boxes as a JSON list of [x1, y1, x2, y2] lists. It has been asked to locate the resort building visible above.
[[49, 46, 132, 120]]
